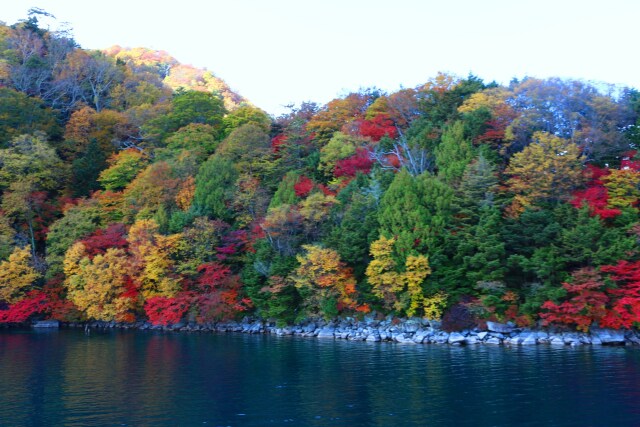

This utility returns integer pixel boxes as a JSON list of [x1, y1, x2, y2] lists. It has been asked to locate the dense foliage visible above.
[[1, 11, 640, 331]]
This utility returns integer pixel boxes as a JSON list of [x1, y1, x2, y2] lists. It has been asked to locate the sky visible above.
[[2, 0, 638, 116]]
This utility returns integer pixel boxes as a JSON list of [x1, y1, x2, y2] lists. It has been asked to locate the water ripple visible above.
[[1, 330, 640, 426]]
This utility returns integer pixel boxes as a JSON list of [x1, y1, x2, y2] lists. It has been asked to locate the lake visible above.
[[1, 328, 640, 426]]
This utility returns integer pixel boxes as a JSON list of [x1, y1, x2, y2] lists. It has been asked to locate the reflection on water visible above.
[[1, 329, 640, 426]]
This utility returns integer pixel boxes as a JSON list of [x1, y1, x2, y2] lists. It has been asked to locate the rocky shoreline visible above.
[[21, 317, 640, 347]]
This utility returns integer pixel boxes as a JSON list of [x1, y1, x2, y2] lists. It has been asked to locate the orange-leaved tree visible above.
[[290, 244, 359, 319], [63, 242, 134, 321]]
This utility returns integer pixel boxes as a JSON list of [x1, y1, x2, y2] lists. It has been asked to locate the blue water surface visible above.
[[1, 328, 640, 426]]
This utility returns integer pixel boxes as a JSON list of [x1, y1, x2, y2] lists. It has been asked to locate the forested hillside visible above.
[[1, 12, 640, 331]]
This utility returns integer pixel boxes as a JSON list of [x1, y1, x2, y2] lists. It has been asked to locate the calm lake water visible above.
[[1, 329, 640, 426]]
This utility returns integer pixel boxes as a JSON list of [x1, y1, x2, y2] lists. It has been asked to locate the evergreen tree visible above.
[[71, 140, 107, 197], [191, 155, 238, 222], [461, 205, 506, 286], [378, 169, 429, 261], [435, 121, 475, 186]]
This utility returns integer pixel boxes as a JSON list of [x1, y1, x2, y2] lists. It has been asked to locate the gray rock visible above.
[[403, 320, 420, 333], [434, 332, 450, 344], [486, 321, 515, 334], [549, 336, 565, 346], [171, 322, 185, 330], [448, 332, 466, 345], [579, 334, 592, 345], [520, 333, 538, 345], [412, 335, 426, 344], [563, 333, 580, 345], [366, 332, 381, 342], [351, 332, 367, 341], [378, 330, 390, 341], [427, 320, 442, 329], [394, 334, 416, 344], [465, 336, 479, 345], [413, 330, 429, 343], [249, 323, 263, 334], [627, 334, 640, 345], [33, 320, 59, 328], [509, 335, 524, 345], [316, 327, 335, 338], [591, 328, 625, 345]]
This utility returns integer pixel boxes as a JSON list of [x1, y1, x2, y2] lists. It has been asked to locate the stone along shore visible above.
[[52, 317, 640, 347]]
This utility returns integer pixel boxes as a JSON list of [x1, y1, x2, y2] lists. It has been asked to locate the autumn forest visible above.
[[1, 12, 640, 332]]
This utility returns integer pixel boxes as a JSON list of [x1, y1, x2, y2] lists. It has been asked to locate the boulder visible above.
[[520, 333, 538, 346], [590, 328, 625, 345], [579, 334, 592, 345], [351, 332, 366, 341], [563, 333, 580, 345], [316, 327, 335, 339], [427, 320, 442, 330], [448, 332, 466, 345], [434, 332, 450, 344], [249, 323, 263, 334], [626, 334, 640, 345], [486, 321, 515, 334], [32, 320, 59, 328], [465, 335, 479, 345], [366, 331, 381, 342], [394, 334, 416, 344], [509, 334, 524, 345], [413, 331, 429, 344], [302, 322, 317, 333], [403, 320, 420, 333], [171, 321, 185, 330], [549, 336, 565, 346]]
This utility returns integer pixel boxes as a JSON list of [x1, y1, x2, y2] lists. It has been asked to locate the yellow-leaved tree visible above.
[[404, 255, 432, 317], [602, 169, 640, 209], [366, 236, 445, 319], [0, 245, 40, 303], [64, 242, 132, 321], [505, 131, 584, 216], [290, 244, 357, 319], [365, 236, 403, 307], [128, 219, 182, 300]]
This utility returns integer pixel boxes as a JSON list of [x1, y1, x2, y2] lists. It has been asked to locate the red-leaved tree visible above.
[[144, 293, 192, 326], [334, 148, 374, 177], [194, 262, 252, 322], [600, 261, 640, 329], [359, 114, 398, 142], [570, 165, 621, 219], [540, 268, 609, 332], [293, 176, 314, 198], [0, 291, 48, 323], [542, 261, 640, 331], [80, 223, 129, 258]]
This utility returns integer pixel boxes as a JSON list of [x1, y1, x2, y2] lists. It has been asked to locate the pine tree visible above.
[[435, 121, 475, 186]]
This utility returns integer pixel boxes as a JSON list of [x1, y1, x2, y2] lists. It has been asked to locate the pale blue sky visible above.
[[2, 0, 638, 115]]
